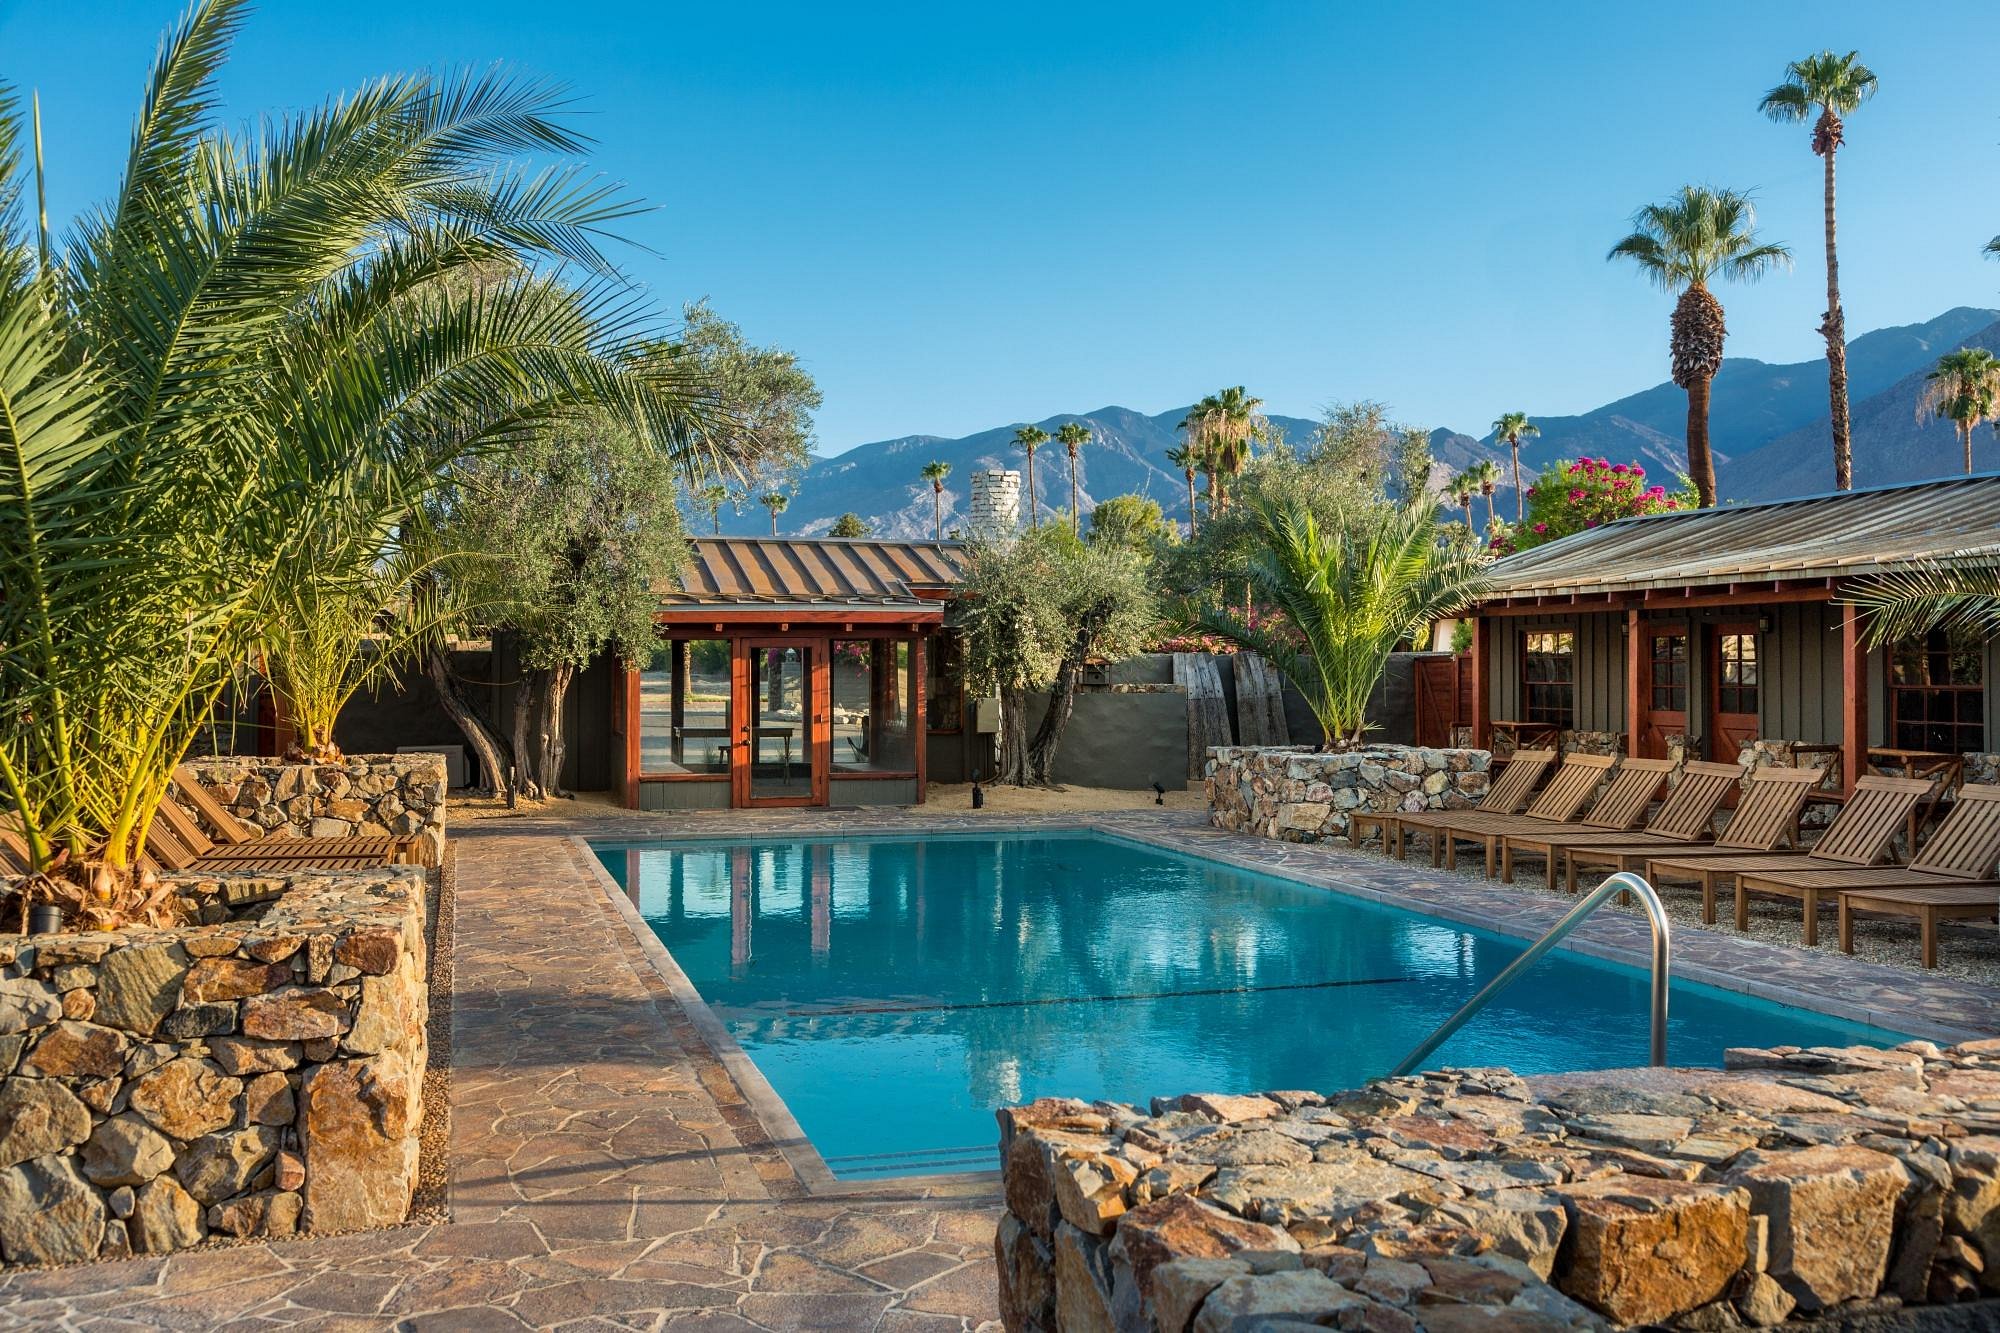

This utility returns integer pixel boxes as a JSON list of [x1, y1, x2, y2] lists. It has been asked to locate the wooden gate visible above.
[[1414, 655, 1459, 748]]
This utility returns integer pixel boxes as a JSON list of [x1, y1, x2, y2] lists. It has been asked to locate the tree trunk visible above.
[[1510, 441, 1523, 521], [1185, 472, 1198, 535], [1026, 606, 1112, 784], [510, 666, 543, 802], [1821, 134, 1852, 491], [424, 646, 511, 797], [1024, 455, 1037, 529], [933, 487, 943, 540], [1964, 422, 1975, 476], [769, 507, 779, 535], [998, 687, 1031, 785], [1068, 448, 1080, 536], [538, 661, 576, 798], [1685, 375, 1717, 506]]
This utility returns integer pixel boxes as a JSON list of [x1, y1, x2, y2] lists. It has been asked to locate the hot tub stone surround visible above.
[[177, 753, 445, 864], [0, 867, 427, 1267], [997, 1040, 2000, 1331], [1206, 745, 1490, 843]]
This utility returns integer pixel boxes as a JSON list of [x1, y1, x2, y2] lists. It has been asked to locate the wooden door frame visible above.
[[1635, 623, 1690, 760], [732, 636, 831, 808], [1707, 620, 1761, 762]]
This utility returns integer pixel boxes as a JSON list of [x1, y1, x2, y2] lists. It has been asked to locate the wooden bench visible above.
[[1399, 754, 1615, 877], [1560, 763, 1822, 892], [1838, 884, 2000, 970], [148, 769, 418, 873], [1501, 759, 1729, 891]]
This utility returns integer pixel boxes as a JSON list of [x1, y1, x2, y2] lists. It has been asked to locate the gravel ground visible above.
[[1411, 838, 2000, 985], [409, 841, 453, 1222]]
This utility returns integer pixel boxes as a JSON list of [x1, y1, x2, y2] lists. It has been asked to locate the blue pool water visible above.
[[593, 831, 1906, 1178]]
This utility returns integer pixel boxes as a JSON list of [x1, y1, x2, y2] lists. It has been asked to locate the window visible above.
[[832, 638, 919, 773], [1648, 632, 1688, 713], [641, 639, 733, 776], [1521, 631, 1574, 728], [1891, 628, 1985, 753], [927, 634, 964, 732], [1716, 632, 1758, 716]]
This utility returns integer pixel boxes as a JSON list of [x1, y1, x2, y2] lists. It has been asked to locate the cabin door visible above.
[[733, 638, 830, 807], [1638, 626, 1689, 759], [1708, 623, 1761, 763]]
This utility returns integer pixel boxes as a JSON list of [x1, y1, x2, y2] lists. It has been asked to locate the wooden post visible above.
[[1841, 601, 1868, 795], [621, 666, 641, 809], [914, 634, 928, 803], [1625, 608, 1644, 759], [1469, 614, 1490, 749], [668, 639, 687, 766]]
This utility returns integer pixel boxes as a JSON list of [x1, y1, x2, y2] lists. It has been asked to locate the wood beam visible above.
[[1477, 585, 1835, 617], [1841, 601, 1868, 796], [1470, 615, 1490, 750], [1625, 608, 1643, 759]]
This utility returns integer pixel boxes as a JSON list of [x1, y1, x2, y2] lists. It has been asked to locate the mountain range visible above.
[[719, 305, 2000, 539]]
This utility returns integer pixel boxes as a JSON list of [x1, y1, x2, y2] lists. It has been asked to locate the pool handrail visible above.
[[1387, 871, 1670, 1077]]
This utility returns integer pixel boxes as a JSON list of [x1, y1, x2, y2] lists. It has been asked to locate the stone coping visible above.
[[996, 1040, 2000, 1329]]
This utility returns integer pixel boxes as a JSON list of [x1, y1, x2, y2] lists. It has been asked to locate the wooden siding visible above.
[[1487, 612, 1625, 732]]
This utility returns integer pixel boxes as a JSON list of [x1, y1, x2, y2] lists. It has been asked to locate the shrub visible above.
[[1494, 458, 1698, 553]]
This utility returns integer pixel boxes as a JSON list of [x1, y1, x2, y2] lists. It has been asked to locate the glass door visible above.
[[736, 640, 825, 806]]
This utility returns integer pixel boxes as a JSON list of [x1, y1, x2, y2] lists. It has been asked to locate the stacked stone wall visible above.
[[997, 1041, 2000, 1330], [178, 754, 445, 865], [1206, 746, 1490, 843], [0, 868, 427, 1266]]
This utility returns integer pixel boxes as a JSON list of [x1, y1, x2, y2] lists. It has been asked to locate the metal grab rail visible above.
[[1388, 871, 1671, 1078]]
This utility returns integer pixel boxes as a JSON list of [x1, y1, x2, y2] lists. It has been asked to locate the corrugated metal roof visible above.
[[1484, 473, 2000, 601], [655, 537, 965, 611]]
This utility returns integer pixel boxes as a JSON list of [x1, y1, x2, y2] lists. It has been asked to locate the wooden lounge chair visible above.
[[1399, 753, 1616, 877], [1559, 764, 1825, 892], [1734, 784, 2000, 951], [1351, 749, 1554, 853], [1643, 774, 1936, 926], [1496, 758, 1687, 889], [1838, 884, 1999, 970], [0, 816, 32, 876], [147, 770, 416, 873]]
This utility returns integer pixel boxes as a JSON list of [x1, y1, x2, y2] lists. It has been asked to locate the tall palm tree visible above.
[[920, 460, 951, 540], [1056, 421, 1090, 535], [1197, 386, 1264, 511], [760, 491, 789, 534], [1761, 51, 1879, 493], [1919, 348, 2000, 475], [1446, 470, 1478, 529], [1178, 395, 1221, 515], [1609, 187, 1790, 508], [696, 483, 729, 534], [1012, 424, 1049, 528], [1491, 412, 1539, 521], [1166, 443, 1201, 535], [1465, 460, 1503, 533]]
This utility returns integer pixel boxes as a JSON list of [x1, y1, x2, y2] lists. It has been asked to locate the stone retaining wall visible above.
[[996, 1040, 2000, 1330], [178, 754, 446, 865], [1206, 746, 1490, 843], [0, 867, 427, 1266]]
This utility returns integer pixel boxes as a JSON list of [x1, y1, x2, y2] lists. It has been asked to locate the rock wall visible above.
[[1205, 746, 1490, 843], [0, 868, 428, 1266], [996, 1040, 2000, 1331], [177, 754, 446, 865]]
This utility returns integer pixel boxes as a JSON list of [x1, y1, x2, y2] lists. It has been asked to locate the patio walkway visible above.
[[0, 820, 1006, 1331]]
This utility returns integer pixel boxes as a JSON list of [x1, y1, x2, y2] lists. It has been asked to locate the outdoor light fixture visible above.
[[1757, 615, 1773, 633], [1152, 781, 1166, 805], [971, 780, 985, 809]]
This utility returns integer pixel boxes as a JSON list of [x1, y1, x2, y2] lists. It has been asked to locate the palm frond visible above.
[[1845, 561, 2000, 647]]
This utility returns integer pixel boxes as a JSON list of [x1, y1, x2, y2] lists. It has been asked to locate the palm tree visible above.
[[1919, 348, 2000, 475], [1609, 187, 1791, 508], [1182, 386, 1265, 513], [1178, 395, 1221, 515], [761, 491, 790, 534], [1446, 470, 1478, 529], [1012, 425, 1049, 527], [0, 3, 720, 894], [1197, 496, 1489, 748], [1166, 443, 1202, 534], [1491, 412, 1539, 521], [1465, 460, 1503, 533], [696, 483, 730, 534], [920, 460, 951, 540], [1761, 51, 1879, 493], [1056, 421, 1091, 535]]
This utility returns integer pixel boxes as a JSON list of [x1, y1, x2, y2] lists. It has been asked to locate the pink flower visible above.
[[1610, 478, 1628, 490], [1664, 500, 1679, 510], [1610, 463, 1629, 475], [1584, 518, 1600, 528], [1567, 488, 1586, 502], [1525, 486, 1537, 496], [1532, 522, 1548, 534], [1645, 485, 1666, 498]]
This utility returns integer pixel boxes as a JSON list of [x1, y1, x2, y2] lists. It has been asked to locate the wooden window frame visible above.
[[1888, 628, 1985, 754], [1520, 629, 1575, 729]]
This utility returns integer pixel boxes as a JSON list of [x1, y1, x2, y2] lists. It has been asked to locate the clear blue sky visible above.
[[6, 1, 1998, 453]]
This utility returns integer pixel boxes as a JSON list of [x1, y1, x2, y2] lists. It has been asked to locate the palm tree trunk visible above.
[[769, 507, 778, 535], [1822, 143, 1852, 490], [1964, 422, 1975, 475], [1485, 493, 1495, 532], [1510, 441, 1523, 521], [1024, 456, 1037, 529], [932, 487, 943, 540], [1185, 471, 1198, 534], [1068, 448, 1080, 536], [1685, 376, 1718, 507]]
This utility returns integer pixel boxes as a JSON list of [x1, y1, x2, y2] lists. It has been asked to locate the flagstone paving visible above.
[[5, 802, 1999, 1330]]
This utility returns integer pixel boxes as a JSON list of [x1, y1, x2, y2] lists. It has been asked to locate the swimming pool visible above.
[[593, 830, 1906, 1179]]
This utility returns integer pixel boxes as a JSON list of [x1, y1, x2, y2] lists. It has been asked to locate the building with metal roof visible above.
[[655, 537, 964, 615], [1463, 474, 2000, 801]]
